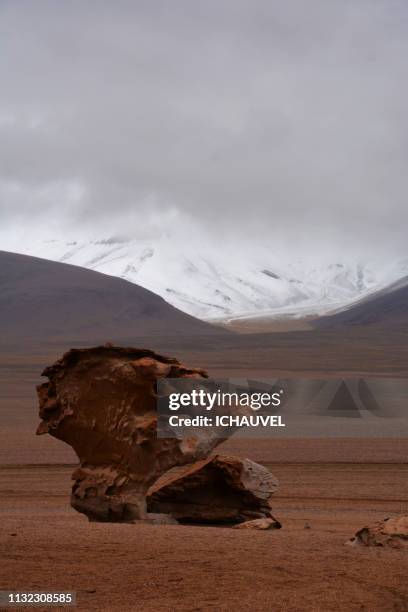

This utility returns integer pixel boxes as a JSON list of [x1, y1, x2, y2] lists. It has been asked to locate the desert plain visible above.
[[0, 329, 408, 612]]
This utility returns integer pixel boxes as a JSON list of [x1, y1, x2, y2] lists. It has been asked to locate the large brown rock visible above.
[[36, 346, 227, 522], [147, 454, 279, 524], [347, 515, 408, 548]]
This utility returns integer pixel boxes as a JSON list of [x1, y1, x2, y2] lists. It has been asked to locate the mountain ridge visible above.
[[11, 236, 408, 321], [314, 276, 408, 328], [0, 250, 224, 345]]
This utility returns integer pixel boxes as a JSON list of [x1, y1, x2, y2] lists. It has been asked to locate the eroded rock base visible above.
[[148, 454, 279, 524]]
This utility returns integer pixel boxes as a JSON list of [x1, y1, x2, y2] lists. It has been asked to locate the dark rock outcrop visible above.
[[148, 454, 279, 524]]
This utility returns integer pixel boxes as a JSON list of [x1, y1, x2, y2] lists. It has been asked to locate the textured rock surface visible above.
[[148, 454, 279, 524], [36, 346, 226, 522], [233, 517, 282, 530], [347, 515, 408, 548]]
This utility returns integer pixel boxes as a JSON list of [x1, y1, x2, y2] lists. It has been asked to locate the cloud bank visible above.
[[1, 0, 407, 260]]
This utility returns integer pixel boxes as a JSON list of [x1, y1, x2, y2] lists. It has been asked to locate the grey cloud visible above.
[[0, 0, 407, 257]]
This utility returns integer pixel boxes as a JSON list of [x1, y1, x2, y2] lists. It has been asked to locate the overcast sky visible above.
[[1, 0, 407, 259]]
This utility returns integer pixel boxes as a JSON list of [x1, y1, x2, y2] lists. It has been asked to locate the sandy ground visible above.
[[215, 316, 314, 334], [1, 463, 408, 612], [1, 343, 408, 610]]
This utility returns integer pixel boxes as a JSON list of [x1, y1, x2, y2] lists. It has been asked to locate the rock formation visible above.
[[37, 346, 225, 522], [347, 515, 408, 548], [37, 346, 280, 526], [147, 454, 279, 524]]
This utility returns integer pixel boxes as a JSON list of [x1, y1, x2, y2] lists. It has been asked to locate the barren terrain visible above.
[[1, 463, 407, 611], [1, 319, 408, 610]]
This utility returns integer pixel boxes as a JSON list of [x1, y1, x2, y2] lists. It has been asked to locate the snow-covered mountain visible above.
[[11, 232, 408, 321]]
